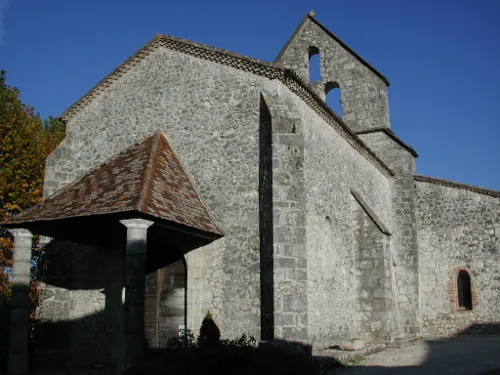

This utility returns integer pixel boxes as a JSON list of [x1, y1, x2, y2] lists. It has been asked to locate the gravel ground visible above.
[[328, 335, 500, 375]]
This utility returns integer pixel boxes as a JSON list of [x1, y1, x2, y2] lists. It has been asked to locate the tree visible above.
[[0, 70, 65, 361], [198, 310, 221, 347]]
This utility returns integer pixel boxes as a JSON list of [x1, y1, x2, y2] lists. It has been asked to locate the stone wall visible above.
[[358, 131, 420, 339], [144, 256, 186, 349], [34, 241, 121, 373], [41, 46, 271, 369], [275, 16, 390, 132], [36, 16, 500, 365], [351, 194, 395, 343], [261, 81, 308, 342], [290, 83, 393, 347], [415, 180, 500, 336], [184, 239, 225, 335]]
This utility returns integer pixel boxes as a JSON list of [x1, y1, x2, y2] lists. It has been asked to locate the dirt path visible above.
[[329, 335, 500, 375]]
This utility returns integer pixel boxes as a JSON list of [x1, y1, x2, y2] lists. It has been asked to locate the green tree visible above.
[[198, 310, 221, 347], [0, 70, 65, 365]]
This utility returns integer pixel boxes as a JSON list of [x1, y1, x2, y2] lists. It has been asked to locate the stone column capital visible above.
[[39, 236, 53, 247], [120, 218, 154, 230], [8, 228, 33, 240]]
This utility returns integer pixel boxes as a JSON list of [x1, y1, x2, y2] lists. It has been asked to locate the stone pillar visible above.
[[7, 228, 33, 375], [261, 82, 308, 342], [120, 219, 154, 371]]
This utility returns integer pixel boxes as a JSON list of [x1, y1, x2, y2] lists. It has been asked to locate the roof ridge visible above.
[[414, 174, 500, 198], [58, 31, 393, 177], [282, 69, 394, 177], [137, 129, 163, 211], [274, 14, 310, 64], [305, 15, 390, 86], [138, 131, 223, 235], [2, 130, 224, 236], [153, 134, 223, 234], [355, 127, 418, 157], [274, 14, 389, 86], [0, 134, 156, 225], [60, 35, 282, 122]]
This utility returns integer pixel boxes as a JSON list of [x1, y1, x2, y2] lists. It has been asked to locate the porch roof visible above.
[[1, 129, 223, 241]]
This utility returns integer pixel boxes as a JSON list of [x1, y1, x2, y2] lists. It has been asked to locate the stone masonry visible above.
[[415, 177, 500, 336], [275, 15, 391, 132], [3, 13, 499, 374]]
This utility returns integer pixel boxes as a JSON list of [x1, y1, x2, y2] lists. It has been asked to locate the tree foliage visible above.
[[0, 69, 65, 311], [198, 310, 222, 347]]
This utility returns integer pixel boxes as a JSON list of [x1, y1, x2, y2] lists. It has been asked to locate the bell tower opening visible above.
[[325, 81, 342, 117], [308, 46, 320, 82]]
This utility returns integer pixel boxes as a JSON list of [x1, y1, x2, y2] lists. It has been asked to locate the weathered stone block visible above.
[[340, 339, 364, 351]]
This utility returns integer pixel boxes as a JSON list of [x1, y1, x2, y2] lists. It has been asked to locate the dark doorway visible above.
[[145, 246, 187, 349]]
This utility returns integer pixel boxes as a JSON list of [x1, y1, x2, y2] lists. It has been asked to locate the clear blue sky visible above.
[[1, 0, 498, 190]]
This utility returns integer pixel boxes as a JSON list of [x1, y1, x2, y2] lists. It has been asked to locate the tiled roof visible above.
[[58, 32, 394, 178], [2, 130, 223, 235], [414, 175, 500, 198]]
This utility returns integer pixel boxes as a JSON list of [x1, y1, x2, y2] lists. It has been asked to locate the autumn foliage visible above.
[[0, 70, 65, 363]]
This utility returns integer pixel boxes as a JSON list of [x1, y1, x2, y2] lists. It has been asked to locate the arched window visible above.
[[457, 270, 472, 310], [325, 81, 342, 116], [324, 216, 334, 243], [309, 46, 320, 82]]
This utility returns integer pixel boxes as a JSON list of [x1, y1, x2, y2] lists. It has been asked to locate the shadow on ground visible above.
[[121, 324, 500, 375], [329, 323, 500, 375]]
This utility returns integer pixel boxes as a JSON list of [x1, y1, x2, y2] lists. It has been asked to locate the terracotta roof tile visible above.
[[58, 31, 393, 177], [2, 130, 223, 236]]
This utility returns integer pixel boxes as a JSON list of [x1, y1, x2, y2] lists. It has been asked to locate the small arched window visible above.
[[325, 81, 342, 116], [457, 270, 472, 310], [309, 46, 320, 82]]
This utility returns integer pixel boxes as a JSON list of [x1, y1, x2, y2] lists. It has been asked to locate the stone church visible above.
[[3, 13, 499, 374]]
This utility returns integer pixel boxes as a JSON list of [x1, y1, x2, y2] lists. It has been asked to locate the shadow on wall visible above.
[[4, 237, 189, 374], [329, 323, 500, 375], [3, 280, 500, 374], [129, 316, 319, 375]]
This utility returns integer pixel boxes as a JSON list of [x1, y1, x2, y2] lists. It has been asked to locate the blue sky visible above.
[[0, 0, 499, 190]]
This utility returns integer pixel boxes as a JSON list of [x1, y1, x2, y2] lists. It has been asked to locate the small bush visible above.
[[198, 310, 221, 347], [128, 313, 317, 375], [166, 328, 196, 349], [221, 332, 257, 348]]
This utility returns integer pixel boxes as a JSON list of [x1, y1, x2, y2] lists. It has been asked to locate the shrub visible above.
[[166, 328, 196, 349], [198, 310, 221, 347], [128, 313, 318, 375]]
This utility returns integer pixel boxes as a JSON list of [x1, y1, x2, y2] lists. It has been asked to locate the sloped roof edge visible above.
[[355, 127, 418, 157], [274, 14, 390, 86], [1, 130, 224, 236], [414, 175, 500, 198], [351, 189, 391, 236], [59, 33, 393, 177], [0, 134, 153, 226], [273, 14, 310, 65], [283, 69, 394, 177], [60, 34, 283, 122]]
